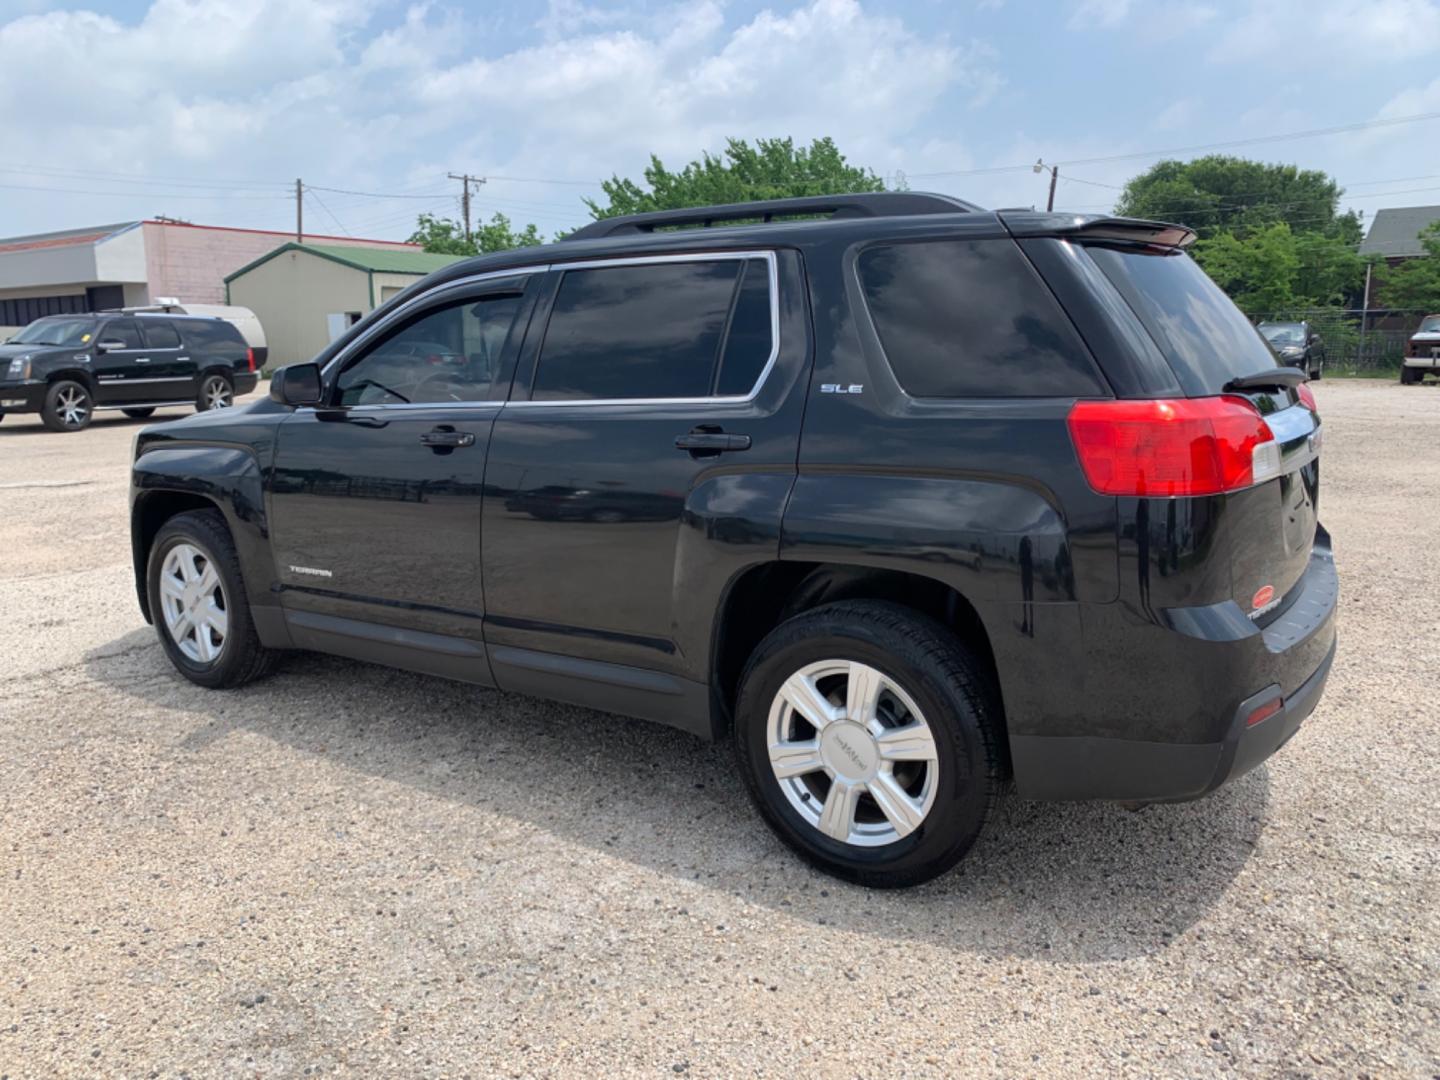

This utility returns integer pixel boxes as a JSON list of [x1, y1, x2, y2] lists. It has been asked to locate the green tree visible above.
[[1374, 222, 1440, 310], [1115, 155, 1361, 241], [408, 211, 542, 256], [586, 136, 887, 220], [1192, 222, 1301, 312]]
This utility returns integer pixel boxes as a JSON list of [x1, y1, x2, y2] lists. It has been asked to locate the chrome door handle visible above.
[[420, 429, 475, 448], [134, 357, 151, 363]]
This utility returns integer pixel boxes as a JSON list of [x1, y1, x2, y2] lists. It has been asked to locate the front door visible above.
[[266, 274, 538, 683], [481, 253, 805, 693], [92, 318, 169, 404]]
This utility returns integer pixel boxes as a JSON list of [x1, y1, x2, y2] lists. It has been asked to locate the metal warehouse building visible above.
[[0, 220, 421, 337], [224, 243, 464, 368]]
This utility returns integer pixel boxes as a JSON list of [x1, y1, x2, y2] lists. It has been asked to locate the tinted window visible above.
[[858, 240, 1103, 398], [534, 261, 746, 401], [1085, 245, 1277, 391], [101, 319, 144, 349], [178, 320, 246, 351], [10, 317, 96, 346], [142, 321, 182, 349], [335, 292, 524, 406], [715, 259, 773, 395]]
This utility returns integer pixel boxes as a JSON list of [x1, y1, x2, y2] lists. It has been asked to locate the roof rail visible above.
[[564, 192, 982, 241]]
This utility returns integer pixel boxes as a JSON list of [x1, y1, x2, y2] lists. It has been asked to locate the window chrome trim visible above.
[[511, 249, 780, 408], [319, 265, 551, 378]]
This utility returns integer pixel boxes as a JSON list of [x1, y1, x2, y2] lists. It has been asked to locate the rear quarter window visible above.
[[178, 320, 246, 352], [1083, 244, 1278, 394], [857, 238, 1105, 398]]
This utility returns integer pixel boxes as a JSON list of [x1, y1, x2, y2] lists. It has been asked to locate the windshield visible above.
[[1418, 316, 1440, 333], [1083, 243, 1278, 393], [1260, 324, 1305, 345], [10, 317, 96, 346]]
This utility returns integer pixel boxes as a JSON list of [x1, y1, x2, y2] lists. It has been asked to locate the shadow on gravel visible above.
[[87, 627, 1268, 963]]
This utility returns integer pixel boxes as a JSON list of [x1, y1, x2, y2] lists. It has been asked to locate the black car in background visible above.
[[127, 193, 1336, 887], [0, 312, 257, 432], [1258, 320, 1325, 379]]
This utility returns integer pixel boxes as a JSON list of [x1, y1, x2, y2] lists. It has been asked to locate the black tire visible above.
[[40, 379, 93, 432], [196, 372, 234, 412], [122, 407, 156, 419], [1400, 366, 1419, 385], [146, 509, 278, 689], [733, 600, 1005, 888]]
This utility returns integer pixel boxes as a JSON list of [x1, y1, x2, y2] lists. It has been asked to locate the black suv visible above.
[[1, 312, 257, 431], [1258, 320, 1325, 379], [128, 194, 1336, 887]]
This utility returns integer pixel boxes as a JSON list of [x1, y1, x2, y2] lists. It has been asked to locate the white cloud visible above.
[[1152, 97, 1199, 132], [1209, 0, 1440, 63]]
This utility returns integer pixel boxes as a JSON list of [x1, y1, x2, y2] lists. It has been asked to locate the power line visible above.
[[305, 188, 352, 237]]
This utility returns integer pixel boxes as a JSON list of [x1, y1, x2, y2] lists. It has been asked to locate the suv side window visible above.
[[532, 258, 772, 401], [335, 292, 525, 407], [857, 239, 1104, 398], [100, 319, 144, 350], [142, 321, 182, 349]]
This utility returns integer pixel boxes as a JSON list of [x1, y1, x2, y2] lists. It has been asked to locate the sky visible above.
[[2, 0, 1440, 242]]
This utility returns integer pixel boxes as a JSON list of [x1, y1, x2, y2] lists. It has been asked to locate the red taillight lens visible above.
[[1067, 396, 1278, 497], [245, 347, 256, 373], [1295, 382, 1317, 412], [1246, 698, 1283, 727]]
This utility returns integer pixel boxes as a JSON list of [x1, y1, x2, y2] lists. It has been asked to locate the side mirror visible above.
[[96, 339, 128, 353], [270, 362, 323, 407]]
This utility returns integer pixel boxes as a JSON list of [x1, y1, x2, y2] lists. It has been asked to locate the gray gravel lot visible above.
[[1, 381, 1437, 1078]]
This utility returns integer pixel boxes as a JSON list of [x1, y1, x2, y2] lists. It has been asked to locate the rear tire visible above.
[[41, 380, 93, 432], [733, 600, 1005, 888], [122, 407, 156, 419], [1400, 366, 1419, 385], [146, 509, 278, 689], [197, 373, 234, 412]]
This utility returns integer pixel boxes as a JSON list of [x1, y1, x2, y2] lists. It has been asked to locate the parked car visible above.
[[113, 302, 268, 370], [1258, 320, 1325, 379], [1401, 313, 1440, 384], [0, 313, 258, 431], [128, 193, 1336, 887]]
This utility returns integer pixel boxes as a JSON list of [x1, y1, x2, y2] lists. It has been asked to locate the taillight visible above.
[[1295, 382, 1317, 412], [1067, 396, 1279, 497], [245, 347, 256, 373]]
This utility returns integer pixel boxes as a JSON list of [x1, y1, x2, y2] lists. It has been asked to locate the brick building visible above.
[[0, 219, 419, 335]]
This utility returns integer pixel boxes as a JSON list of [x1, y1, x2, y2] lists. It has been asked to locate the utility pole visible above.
[[295, 178, 303, 242], [448, 173, 485, 246], [1033, 159, 1058, 212]]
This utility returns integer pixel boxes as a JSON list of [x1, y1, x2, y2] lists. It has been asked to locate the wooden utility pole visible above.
[[1034, 160, 1058, 212], [448, 173, 485, 245], [295, 178, 303, 242]]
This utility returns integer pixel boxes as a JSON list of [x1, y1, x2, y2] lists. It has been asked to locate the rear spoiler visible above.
[[998, 211, 1196, 249], [1224, 368, 1307, 392]]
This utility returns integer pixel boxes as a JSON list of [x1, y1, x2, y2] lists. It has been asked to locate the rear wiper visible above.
[[1224, 368, 1306, 391]]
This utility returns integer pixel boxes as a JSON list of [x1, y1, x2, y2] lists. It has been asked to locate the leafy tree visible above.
[[1193, 223, 1301, 312], [1374, 222, 1440, 311], [1115, 155, 1361, 241], [1293, 230, 1365, 307], [586, 136, 887, 220], [408, 211, 542, 256]]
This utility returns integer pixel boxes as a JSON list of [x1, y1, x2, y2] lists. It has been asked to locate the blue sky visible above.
[[1, 0, 1438, 241]]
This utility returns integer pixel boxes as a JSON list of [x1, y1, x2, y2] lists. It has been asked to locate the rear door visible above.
[[137, 319, 198, 399], [480, 251, 805, 697], [1080, 242, 1320, 607]]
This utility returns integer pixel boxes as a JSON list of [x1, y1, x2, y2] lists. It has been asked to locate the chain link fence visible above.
[[1243, 308, 1429, 373]]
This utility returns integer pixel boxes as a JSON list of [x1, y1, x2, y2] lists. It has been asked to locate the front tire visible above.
[[197, 373, 234, 412], [733, 601, 1005, 888], [146, 509, 277, 688], [1400, 366, 1419, 385], [41, 380, 93, 432]]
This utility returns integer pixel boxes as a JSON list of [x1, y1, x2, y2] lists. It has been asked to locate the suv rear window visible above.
[[532, 258, 773, 401], [178, 319, 246, 350], [1083, 244, 1277, 392], [857, 239, 1104, 398]]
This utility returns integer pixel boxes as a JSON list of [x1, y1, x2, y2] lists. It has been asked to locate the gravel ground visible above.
[[0, 381, 1436, 1078]]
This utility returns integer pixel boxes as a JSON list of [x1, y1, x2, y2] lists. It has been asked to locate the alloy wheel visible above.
[[158, 543, 228, 663], [202, 377, 233, 410], [57, 385, 89, 428], [765, 659, 939, 847]]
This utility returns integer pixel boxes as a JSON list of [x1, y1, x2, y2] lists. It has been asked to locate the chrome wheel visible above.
[[766, 659, 939, 847], [158, 543, 228, 664], [56, 385, 89, 427], [202, 376, 233, 410]]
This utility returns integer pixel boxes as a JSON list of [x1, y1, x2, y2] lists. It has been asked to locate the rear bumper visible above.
[[1010, 534, 1338, 802], [0, 380, 44, 413], [235, 372, 259, 396]]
